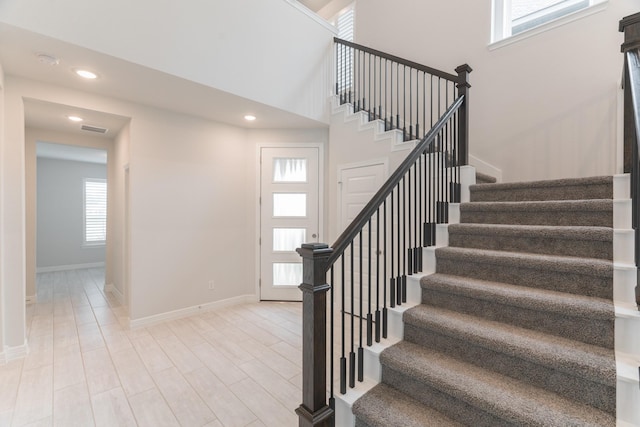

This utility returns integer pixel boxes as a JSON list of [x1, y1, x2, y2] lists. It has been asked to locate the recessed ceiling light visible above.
[[74, 69, 98, 79], [36, 53, 59, 66], [68, 115, 83, 122], [244, 115, 256, 121]]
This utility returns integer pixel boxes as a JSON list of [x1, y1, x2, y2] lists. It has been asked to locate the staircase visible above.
[[352, 176, 622, 426]]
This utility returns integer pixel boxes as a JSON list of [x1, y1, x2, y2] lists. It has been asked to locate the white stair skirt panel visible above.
[[612, 173, 640, 426]]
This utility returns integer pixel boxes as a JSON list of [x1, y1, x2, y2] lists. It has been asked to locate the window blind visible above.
[[84, 178, 107, 244]]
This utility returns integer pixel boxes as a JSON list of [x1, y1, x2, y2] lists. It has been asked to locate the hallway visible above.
[[0, 269, 301, 426]]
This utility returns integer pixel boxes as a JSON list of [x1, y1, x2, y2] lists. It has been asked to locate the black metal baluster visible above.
[[402, 176, 407, 303], [367, 219, 373, 347], [335, 43, 339, 98], [407, 166, 413, 277], [416, 70, 421, 139], [358, 232, 364, 382], [375, 208, 381, 343], [403, 65, 407, 141], [340, 255, 346, 394], [371, 53, 374, 120], [349, 242, 355, 388], [383, 199, 388, 338], [378, 56, 382, 120], [396, 183, 402, 305], [396, 63, 400, 131], [367, 53, 371, 120], [389, 61, 393, 131], [349, 44, 353, 104], [414, 158, 420, 273], [389, 191, 396, 308], [409, 68, 413, 140], [329, 266, 335, 412], [384, 58, 388, 130], [355, 49, 360, 112]]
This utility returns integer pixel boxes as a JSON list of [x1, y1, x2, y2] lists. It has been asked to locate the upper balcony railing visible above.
[[296, 39, 472, 427]]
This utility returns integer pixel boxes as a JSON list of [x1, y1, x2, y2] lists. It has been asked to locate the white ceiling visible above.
[[25, 98, 131, 139], [0, 22, 327, 144]]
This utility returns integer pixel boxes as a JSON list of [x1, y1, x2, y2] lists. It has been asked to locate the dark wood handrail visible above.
[[328, 94, 465, 266], [335, 37, 460, 83]]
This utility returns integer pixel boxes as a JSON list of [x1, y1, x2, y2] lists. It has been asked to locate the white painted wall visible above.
[[36, 158, 107, 268], [2, 76, 327, 336], [354, 0, 638, 182], [2, 73, 26, 351], [128, 108, 255, 320], [0, 0, 335, 124], [106, 123, 130, 304], [0, 61, 5, 355]]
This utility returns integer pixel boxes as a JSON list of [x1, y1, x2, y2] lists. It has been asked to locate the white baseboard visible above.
[[36, 262, 105, 273], [0, 341, 29, 364], [129, 294, 259, 330], [25, 295, 37, 305], [469, 153, 502, 182], [103, 283, 125, 305]]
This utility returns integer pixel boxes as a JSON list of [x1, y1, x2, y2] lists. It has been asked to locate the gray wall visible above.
[[37, 157, 107, 269]]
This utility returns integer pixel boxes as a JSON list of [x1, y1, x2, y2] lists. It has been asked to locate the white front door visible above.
[[260, 147, 320, 301]]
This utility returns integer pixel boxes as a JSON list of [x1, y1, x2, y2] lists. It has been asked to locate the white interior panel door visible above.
[[339, 162, 387, 232], [338, 161, 387, 312], [260, 147, 320, 301]]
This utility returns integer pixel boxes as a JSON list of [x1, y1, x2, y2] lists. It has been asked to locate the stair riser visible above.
[[470, 183, 612, 202], [435, 257, 613, 299], [448, 232, 612, 260], [420, 286, 614, 348], [460, 209, 612, 227], [402, 323, 616, 415], [381, 366, 518, 427]]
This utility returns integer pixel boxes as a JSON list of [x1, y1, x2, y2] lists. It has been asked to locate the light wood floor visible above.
[[0, 268, 302, 427]]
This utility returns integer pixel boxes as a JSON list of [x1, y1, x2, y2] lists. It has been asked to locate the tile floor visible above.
[[0, 268, 303, 426]]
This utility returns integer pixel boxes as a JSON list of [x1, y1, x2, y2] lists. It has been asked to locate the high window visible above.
[[332, 3, 355, 93], [492, 0, 607, 43], [84, 178, 107, 245]]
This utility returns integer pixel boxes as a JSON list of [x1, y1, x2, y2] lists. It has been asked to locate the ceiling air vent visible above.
[[81, 124, 108, 134]]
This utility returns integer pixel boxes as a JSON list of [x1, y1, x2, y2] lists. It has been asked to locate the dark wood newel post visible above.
[[296, 243, 334, 427], [620, 12, 640, 307], [455, 64, 473, 166], [620, 13, 640, 174]]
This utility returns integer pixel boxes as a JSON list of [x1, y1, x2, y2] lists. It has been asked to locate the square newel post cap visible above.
[[296, 243, 333, 293], [620, 12, 640, 52], [455, 64, 472, 88], [296, 243, 333, 261]]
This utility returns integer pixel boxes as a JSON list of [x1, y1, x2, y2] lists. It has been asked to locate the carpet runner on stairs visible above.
[[352, 176, 617, 426]]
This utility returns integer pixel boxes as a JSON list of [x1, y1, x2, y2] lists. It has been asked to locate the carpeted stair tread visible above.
[[352, 383, 463, 427], [435, 246, 612, 279], [460, 199, 612, 226], [381, 341, 615, 426], [403, 305, 616, 387], [421, 273, 614, 320], [469, 176, 612, 202], [420, 273, 614, 348], [447, 223, 612, 259]]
